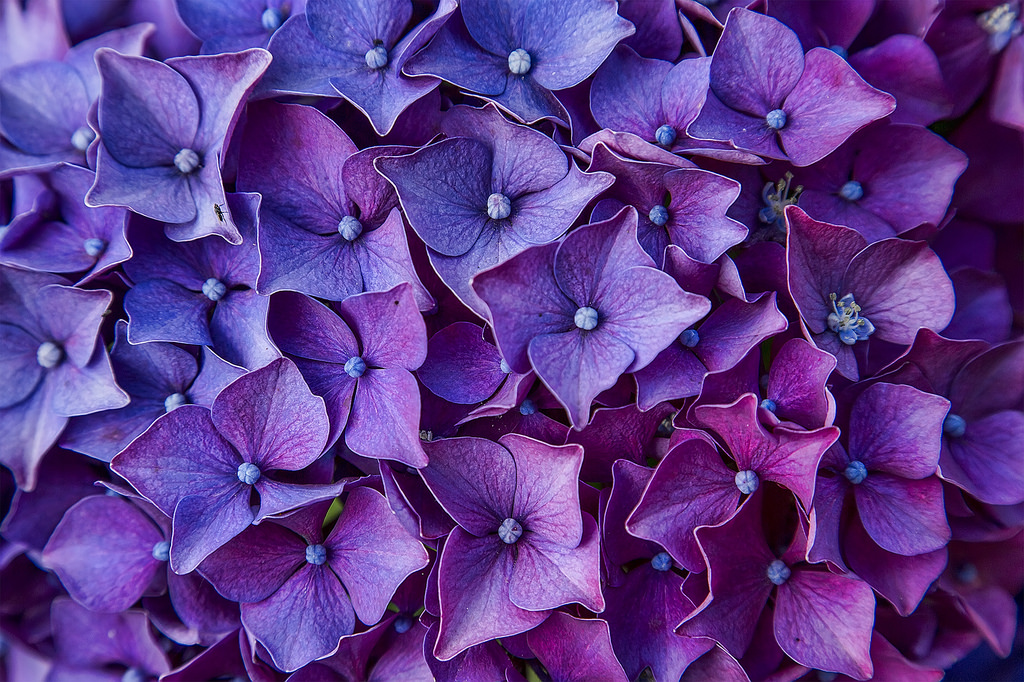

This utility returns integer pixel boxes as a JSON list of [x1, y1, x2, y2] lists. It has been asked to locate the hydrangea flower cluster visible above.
[[1, 0, 1022, 680]]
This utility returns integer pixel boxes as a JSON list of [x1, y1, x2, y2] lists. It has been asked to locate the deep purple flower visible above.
[[474, 207, 710, 429], [86, 47, 271, 244], [421, 434, 603, 659], [267, 284, 428, 468], [111, 358, 340, 573], [525, 613, 628, 682], [405, 0, 634, 124], [176, 0, 306, 54], [0, 266, 127, 489], [689, 8, 896, 166], [786, 206, 955, 380], [376, 103, 612, 316], [199, 490, 428, 672]]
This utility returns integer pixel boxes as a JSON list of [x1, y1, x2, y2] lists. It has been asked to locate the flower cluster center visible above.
[[827, 293, 875, 345]]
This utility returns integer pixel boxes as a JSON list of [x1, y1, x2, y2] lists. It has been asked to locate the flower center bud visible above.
[[943, 413, 967, 439], [71, 126, 95, 152], [152, 540, 170, 562], [651, 551, 673, 571], [839, 180, 864, 202], [519, 398, 537, 416], [957, 562, 979, 584], [83, 237, 107, 257], [827, 293, 875, 345], [766, 109, 788, 130], [498, 517, 523, 544], [500, 358, 512, 374], [574, 306, 599, 331], [237, 462, 261, 485], [760, 398, 777, 413], [345, 356, 366, 378], [487, 192, 512, 220], [121, 668, 146, 682], [36, 341, 64, 368], [394, 615, 413, 633], [648, 205, 669, 226], [261, 7, 283, 32], [338, 215, 363, 241], [174, 148, 201, 174], [978, 3, 1022, 53], [679, 329, 700, 348], [758, 172, 803, 228], [365, 44, 389, 70], [767, 559, 791, 585], [305, 543, 327, 565], [843, 460, 868, 485], [735, 469, 759, 494], [202, 277, 227, 301], [655, 124, 677, 147], [164, 392, 187, 412], [508, 48, 532, 75]]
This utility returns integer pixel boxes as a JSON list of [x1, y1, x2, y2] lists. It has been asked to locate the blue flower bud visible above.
[[164, 392, 187, 412], [839, 180, 864, 202], [843, 460, 868, 485], [305, 543, 327, 565], [152, 540, 170, 562], [338, 215, 363, 241], [679, 329, 700, 348], [943, 413, 967, 439], [767, 559, 791, 585], [735, 469, 759, 495], [655, 124, 677, 147], [71, 126, 95, 152], [237, 462, 261, 485], [574, 306, 599, 331], [487, 193, 512, 220], [760, 398, 777, 413], [498, 517, 523, 544], [648, 205, 669, 226], [202, 277, 227, 301], [121, 668, 146, 682], [508, 48, 532, 75], [394, 615, 414, 633], [345, 356, 366, 378], [766, 109, 788, 130], [365, 45, 389, 70], [261, 7, 283, 32], [500, 358, 512, 374], [519, 398, 537, 416], [36, 341, 63, 369], [651, 551, 673, 571], [83, 237, 107, 257], [174, 148, 201, 174]]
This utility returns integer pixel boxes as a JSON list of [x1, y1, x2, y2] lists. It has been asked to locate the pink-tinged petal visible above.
[[773, 569, 875, 680], [94, 49, 199, 167], [419, 322, 505, 404], [627, 437, 739, 572], [807, 464, 850, 569], [867, 633, 944, 681], [528, 327, 635, 430], [855, 474, 950, 555], [710, 9, 804, 116], [845, 518, 946, 617], [111, 405, 240, 515], [170, 485, 254, 574], [434, 528, 547, 661], [785, 206, 868, 334], [509, 514, 604, 613], [693, 293, 788, 372], [473, 241, 573, 374], [569, 402, 673, 482], [423, 623, 519, 681], [663, 167, 746, 264], [950, 341, 1024, 421], [844, 238, 954, 344], [242, 564, 355, 672], [503, 433, 583, 547], [848, 383, 948, 477], [850, 35, 951, 126], [766, 338, 836, 430], [695, 394, 838, 510], [42, 495, 164, 612], [942, 410, 1024, 506], [125, 278, 213, 346], [326, 487, 429, 625], [420, 436, 515, 536], [526, 612, 628, 682], [602, 459, 655, 570], [604, 564, 712, 682], [338, 284, 426, 370], [198, 521, 305, 603], [679, 646, 749, 682], [212, 358, 329, 471], [781, 49, 895, 167]]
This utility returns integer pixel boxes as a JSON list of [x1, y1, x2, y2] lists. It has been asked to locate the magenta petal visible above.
[[766, 338, 836, 430], [855, 474, 950, 556], [325, 487, 428, 625], [503, 433, 583, 546], [43, 495, 164, 612], [420, 436, 515, 536], [434, 528, 547, 661], [848, 383, 948, 478], [526, 612, 628, 682], [773, 569, 875, 680], [170, 485, 254, 574], [338, 284, 426, 370], [509, 514, 604, 613], [242, 564, 356, 672], [198, 521, 305, 603], [942, 411, 1024, 505], [211, 358, 329, 472]]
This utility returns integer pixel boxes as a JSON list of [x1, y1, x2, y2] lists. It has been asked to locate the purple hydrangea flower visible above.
[[86, 47, 271, 244], [176, 0, 306, 54]]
